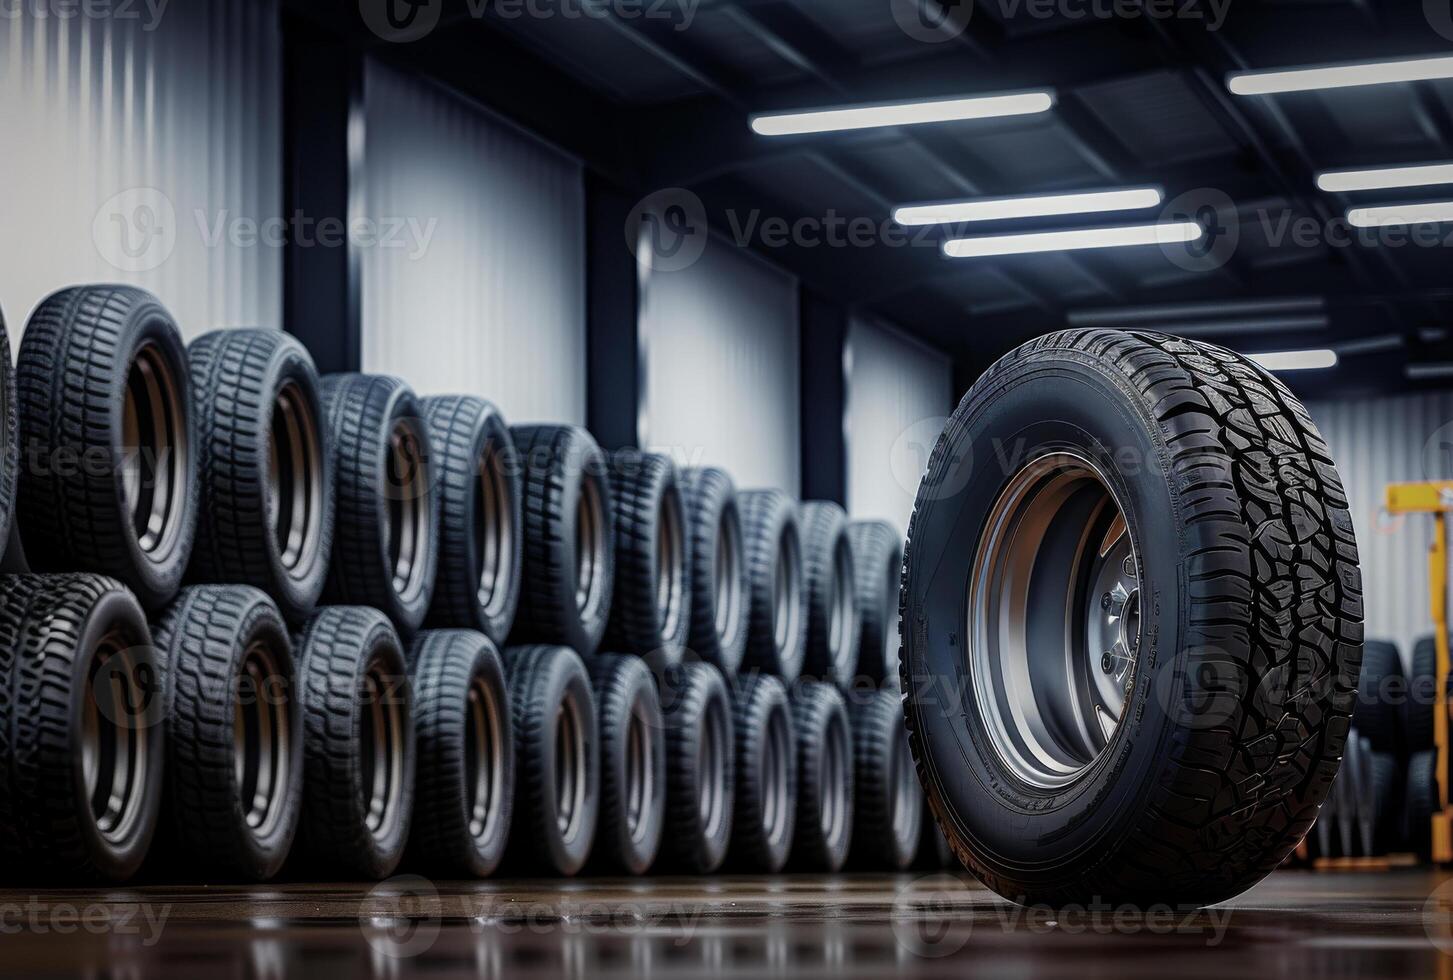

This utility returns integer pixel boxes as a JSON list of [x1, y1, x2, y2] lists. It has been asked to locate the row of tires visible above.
[[0, 284, 933, 883]]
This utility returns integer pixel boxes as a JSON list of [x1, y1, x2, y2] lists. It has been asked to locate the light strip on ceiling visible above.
[[943, 222, 1202, 259], [1228, 54, 1453, 95], [749, 91, 1055, 136], [1317, 162, 1453, 193], [894, 187, 1163, 226], [1248, 349, 1339, 372], [1347, 202, 1453, 227]]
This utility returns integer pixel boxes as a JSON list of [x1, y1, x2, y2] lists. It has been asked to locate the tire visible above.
[[727, 672, 796, 872], [1408, 749, 1438, 861], [912, 807, 955, 871], [1406, 636, 1437, 753], [739, 490, 807, 681], [847, 521, 903, 687], [1367, 749, 1401, 855], [0, 573, 164, 881], [420, 397, 522, 646], [186, 330, 334, 623], [152, 585, 302, 880], [320, 374, 439, 638], [0, 305, 19, 561], [799, 502, 859, 689], [294, 606, 415, 879], [503, 645, 599, 875], [406, 629, 514, 877], [681, 467, 749, 675], [848, 689, 922, 870], [1352, 640, 1402, 754], [789, 679, 853, 872], [902, 331, 1363, 908], [605, 451, 690, 669], [588, 654, 665, 875], [16, 286, 198, 610], [508, 426, 614, 656], [659, 662, 735, 873]]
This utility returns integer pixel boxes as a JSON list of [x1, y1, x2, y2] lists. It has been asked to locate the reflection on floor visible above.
[[0, 870, 1449, 978]]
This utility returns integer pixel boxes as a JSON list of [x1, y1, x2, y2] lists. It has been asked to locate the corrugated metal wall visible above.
[[641, 243, 801, 494], [1305, 392, 1453, 667], [360, 61, 587, 425], [845, 316, 953, 533], [0, 0, 282, 340]]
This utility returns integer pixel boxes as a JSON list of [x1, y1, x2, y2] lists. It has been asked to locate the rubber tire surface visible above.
[[589, 654, 665, 875], [1406, 636, 1436, 754], [912, 807, 955, 871], [659, 662, 735, 873], [1408, 749, 1438, 860], [320, 374, 439, 638], [508, 426, 614, 657], [847, 521, 903, 687], [681, 467, 750, 675], [152, 585, 302, 880], [186, 330, 334, 623], [848, 689, 922, 870], [605, 451, 690, 668], [294, 606, 416, 879], [0, 305, 20, 562], [790, 680, 854, 872], [1352, 640, 1402, 754], [902, 331, 1363, 908], [728, 672, 796, 872], [420, 397, 523, 646], [739, 489, 807, 681], [406, 629, 514, 877], [0, 573, 164, 881], [503, 645, 599, 876], [798, 502, 859, 688], [17, 286, 198, 610]]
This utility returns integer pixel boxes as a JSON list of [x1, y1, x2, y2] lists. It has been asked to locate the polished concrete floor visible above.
[[0, 870, 1450, 978]]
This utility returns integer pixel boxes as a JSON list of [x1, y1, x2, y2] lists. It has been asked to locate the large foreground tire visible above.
[[728, 673, 796, 872], [0, 574, 164, 881], [789, 680, 853, 872], [799, 502, 859, 689], [508, 427, 614, 656], [659, 662, 735, 873], [681, 467, 749, 675], [605, 451, 690, 668], [320, 375, 439, 637], [407, 630, 514, 877], [846, 521, 903, 686], [848, 689, 922, 870], [420, 397, 522, 646], [186, 331, 334, 622], [739, 490, 806, 681], [294, 607, 416, 879], [17, 286, 198, 610], [902, 331, 1363, 908], [152, 586, 302, 881], [589, 654, 666, 875], [503, 645, 599, 875]]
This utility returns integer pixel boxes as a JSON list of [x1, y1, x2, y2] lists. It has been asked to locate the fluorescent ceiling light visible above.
[[1317, 162, 1453, 193], [1248, 349, 1338, 372], [894, 187, 1162, 226], [750, 91, 1054, 137], [1347, 201, 1453, 227], [1228, 54, 1453, 95], [943, 222, 1202, 259]]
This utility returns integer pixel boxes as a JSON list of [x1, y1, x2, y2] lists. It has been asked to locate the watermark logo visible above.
[[1423, 876, 1453, 954], [1423, 419, 1453, 482], [627, 188, 709, 273], [0, 0, 171, 31], [93, 188, 176, 273], [359, 875, 442, 959], [1160, 187, 1238, 273], [892, 416, 971, 502], [1428, 0, 1453, 42], [359, 0, 443, 43], [890, 875, 974, 957], [891, 0, 973, 44]]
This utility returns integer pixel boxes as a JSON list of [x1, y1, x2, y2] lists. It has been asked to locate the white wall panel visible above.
[[1305, 392, 1453, 667], [361, 61, 586, 424], [846, 316, 952, 533], [0, 0, 282, 341], [642, 244, 800, 494]]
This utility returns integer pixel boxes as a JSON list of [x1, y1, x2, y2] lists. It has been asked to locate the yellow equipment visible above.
[[1386, 481, 1453, 863]]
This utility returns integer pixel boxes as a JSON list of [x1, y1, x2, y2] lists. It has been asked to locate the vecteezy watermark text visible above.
[[0, 0, 170, 31]]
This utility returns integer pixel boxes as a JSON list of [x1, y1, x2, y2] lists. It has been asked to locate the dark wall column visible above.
[[799, 288, 849, 506], [282, 16, 364, 374], [586, 173, 644, 451]]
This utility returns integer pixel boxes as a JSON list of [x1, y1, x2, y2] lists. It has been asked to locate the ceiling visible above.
[[301, 0, 1453, 397]]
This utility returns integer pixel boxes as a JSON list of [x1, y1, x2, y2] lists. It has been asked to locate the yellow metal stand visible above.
[[1386, 481, 1453, 863]]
